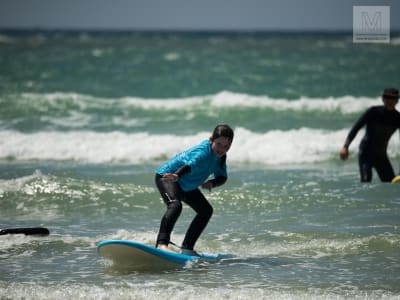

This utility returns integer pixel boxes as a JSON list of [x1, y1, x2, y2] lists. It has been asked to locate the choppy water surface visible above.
[[1, 31, 399, 299]]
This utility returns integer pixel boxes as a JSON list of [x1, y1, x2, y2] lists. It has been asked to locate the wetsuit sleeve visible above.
[[175, 165, 191, 177], [344, 108, 370, 148], [208, 155, 228, 188], [208, 176, 227, 188]]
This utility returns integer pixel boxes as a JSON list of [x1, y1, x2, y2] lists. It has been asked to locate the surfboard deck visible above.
[[97, 240, 228, 270]]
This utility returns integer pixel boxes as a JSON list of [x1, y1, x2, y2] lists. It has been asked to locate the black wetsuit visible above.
[[155, 140, 228, 251], [344, 106, 400, 182], [155, 174, 215, 250]]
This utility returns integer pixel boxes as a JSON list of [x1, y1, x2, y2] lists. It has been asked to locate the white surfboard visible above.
[[97, 240, 229, 270]]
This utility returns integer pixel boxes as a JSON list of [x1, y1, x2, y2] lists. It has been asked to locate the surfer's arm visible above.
[[176, 165, 191, 177], [341, 109, 369, 160], [209, 176, 227, 187], [344, 109, 370, 148], [203, 154, 228, 189], [202, 176, 227, 191], [162, 165, 191, 181]]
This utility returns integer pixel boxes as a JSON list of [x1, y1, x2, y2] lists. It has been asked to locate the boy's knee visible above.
[[165, 200, 182, 219], [203, 204, 213, 219]]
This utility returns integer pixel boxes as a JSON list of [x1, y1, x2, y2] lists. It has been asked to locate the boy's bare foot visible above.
[[181, 248, 200, 256], [157, 244, 178, 253]]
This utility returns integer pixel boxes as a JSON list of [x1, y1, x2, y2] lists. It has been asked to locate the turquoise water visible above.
[[0, 31, 400, 299]]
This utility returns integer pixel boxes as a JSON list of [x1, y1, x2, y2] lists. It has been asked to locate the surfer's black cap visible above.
[[382, 88, 399, 99]]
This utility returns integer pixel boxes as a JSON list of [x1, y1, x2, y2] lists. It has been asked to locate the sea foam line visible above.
[[211, 91, 379, 114], [2, 127, 398, 165], [14, 91, 380, 114]]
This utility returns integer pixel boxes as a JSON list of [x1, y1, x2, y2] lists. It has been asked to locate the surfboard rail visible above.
[[97, 239, 230, 270]]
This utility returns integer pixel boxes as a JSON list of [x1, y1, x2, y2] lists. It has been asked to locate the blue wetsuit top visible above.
[[156, 140, 227, 192]]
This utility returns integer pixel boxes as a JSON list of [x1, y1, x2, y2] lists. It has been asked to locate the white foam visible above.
[[17, 91, 379, 114], [118, 91, 379, 114], [2, 127, 398, 165], [19, 92, 206, 110], [0, 130, 206, 164], [211, 91, 379, 114], [40, 111, 93, 128], [391, 37, 400, 46], [0, 34, 15, 44], [0, 281, 397, 300]]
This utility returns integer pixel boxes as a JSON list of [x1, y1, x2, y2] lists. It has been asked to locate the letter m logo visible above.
[[361, 11, 382, 32]]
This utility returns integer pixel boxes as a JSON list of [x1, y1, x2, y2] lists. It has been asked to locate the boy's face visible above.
[[383, 97, 399, 111], [210, 136, 232, 157]]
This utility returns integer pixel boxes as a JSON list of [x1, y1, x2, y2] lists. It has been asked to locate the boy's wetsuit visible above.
[[155, 140, 227, 250], [344, 106, 400, 182]]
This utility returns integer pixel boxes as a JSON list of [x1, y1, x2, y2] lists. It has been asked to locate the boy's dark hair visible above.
[[211, 124, 234, 168], [211, 124, 234, 142], [382, 87, 399, 99]]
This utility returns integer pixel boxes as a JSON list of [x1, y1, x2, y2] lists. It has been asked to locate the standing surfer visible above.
[[155, 124, 234, 255], [340, 88, 400, 182]]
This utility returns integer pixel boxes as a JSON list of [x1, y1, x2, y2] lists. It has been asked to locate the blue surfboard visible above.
[[97, 240, 228, 270]]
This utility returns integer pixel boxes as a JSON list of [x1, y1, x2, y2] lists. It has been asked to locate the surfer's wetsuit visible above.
[[344, 106, 400, 182], [155, 140, 227, 250]]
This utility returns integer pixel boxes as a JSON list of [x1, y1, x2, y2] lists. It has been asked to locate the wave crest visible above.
[[2, 127, 398, 165]]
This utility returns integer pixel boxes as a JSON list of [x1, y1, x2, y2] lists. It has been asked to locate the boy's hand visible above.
[[162, 173, 179, 182], [201, 181, 213, 192], [340, 147, 349, 160]]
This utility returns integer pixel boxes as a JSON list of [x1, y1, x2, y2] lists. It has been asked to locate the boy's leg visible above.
[[359, 152, 372, 182], [374, 156, 395, 182], [181, 189, 213, 250], [155, 175, 183, 247]]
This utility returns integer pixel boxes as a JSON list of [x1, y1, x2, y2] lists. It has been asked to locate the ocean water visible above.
[[0, 31, 400, 299]]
